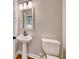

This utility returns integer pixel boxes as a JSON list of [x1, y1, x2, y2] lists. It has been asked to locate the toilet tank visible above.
[[41, 38, 61, 56]]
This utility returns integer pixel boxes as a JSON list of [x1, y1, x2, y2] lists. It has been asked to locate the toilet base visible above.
[[46, 55, 59, 59]]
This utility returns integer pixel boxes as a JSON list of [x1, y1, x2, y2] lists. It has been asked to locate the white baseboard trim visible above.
[[28, 53, 40, 59], [15, 50, 40, 59]]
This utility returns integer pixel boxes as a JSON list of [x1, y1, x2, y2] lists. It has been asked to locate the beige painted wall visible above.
[[18, 0, 62, 58], [62, 0, 66, 59], [62, 0, 66, 49], [13, 0, 19, 36]]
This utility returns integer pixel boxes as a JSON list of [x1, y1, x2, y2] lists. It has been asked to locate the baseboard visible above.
[[28, 53, 40, 59], [15, 50, 40, 59]]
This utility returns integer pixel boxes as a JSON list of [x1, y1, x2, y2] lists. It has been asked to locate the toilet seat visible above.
[[47, 55, 59, 59]]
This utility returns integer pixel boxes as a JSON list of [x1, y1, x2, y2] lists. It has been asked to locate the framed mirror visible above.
[[19, 0, 34, 31], [23, 8, 33, 30]]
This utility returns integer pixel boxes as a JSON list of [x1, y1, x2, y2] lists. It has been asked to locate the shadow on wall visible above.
[[58, 45, 66, 59], [59, 48, 66, 59], [63, 49, 66, 59]]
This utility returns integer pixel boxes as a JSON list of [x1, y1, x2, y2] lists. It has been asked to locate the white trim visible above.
[[28, 53, 40, 59], [16, 50, 40, 59]]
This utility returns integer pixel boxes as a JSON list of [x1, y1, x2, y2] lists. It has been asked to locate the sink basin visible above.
[[17, 34, 32, 43]]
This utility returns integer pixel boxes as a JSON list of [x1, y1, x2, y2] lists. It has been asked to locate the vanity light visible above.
[[19, 4, 23, 10], [23, 3, 27, 9], [19, 0, 32, 10], [28, 1, 32, 8]]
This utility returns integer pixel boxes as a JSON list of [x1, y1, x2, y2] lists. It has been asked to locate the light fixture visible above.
[[19, 0, 32, 10], [23, 3, 27, 9], [28, 1, 32, 8], [19, 4, 23, 10]]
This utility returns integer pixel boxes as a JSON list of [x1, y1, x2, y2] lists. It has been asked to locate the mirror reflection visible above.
[[23, 8, 33, 29]]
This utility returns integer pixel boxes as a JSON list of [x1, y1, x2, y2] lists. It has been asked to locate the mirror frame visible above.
[[22, 7, 35, 31]]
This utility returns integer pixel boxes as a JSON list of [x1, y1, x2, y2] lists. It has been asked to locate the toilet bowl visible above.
[[41, 38, 61, 59]]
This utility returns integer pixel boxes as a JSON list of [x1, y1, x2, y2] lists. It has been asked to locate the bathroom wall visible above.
[[13, 0, 19, 36], [18, 0, 62, 57], [62, 0, 66, 59], [28, 0, 62, 56], [62, 0, 66, 49]]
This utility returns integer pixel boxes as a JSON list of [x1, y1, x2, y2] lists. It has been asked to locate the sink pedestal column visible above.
[[22, 42, 28, 59], [17, 35, 32, 59]]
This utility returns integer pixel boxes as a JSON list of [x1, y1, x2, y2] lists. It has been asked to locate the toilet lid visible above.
[[47, 55, 59, 59]]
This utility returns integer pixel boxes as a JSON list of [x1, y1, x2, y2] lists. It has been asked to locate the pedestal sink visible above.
[[17, 34, 32, 59]]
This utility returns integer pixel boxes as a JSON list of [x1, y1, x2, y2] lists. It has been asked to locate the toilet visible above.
[[41, 38, 61, 59]]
